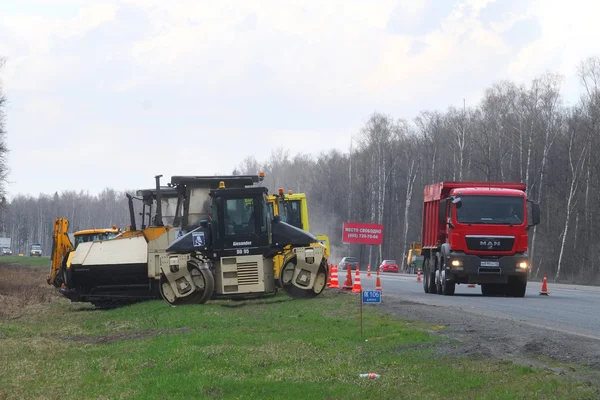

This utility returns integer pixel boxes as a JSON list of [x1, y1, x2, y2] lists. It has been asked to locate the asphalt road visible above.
[[352, 271, 600, 340]]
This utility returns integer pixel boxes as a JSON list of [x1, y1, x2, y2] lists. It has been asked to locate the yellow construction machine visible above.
[[49, 173, 329, 307], [406, 241, 423, 274], [48, 180, 180, 307], [47, 221, 121, 287], [266, 189, 330, 285]]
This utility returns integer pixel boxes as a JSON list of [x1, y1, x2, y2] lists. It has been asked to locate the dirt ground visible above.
[[380, 294, 600, 387], [0, 263, 61, 321]]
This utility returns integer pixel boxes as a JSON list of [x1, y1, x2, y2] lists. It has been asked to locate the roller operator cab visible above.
[[266, 189, 330, 285], [421, 182, 541, 297], [159, 176, 329, 306]]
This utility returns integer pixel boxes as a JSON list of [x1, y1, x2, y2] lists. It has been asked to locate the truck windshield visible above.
[[455, 195, 525, 225], [32, 245, 41, 250]]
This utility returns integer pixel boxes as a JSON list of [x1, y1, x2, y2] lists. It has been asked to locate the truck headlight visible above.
[[517, 261, 528, 269], [450, 260, 463, 270]]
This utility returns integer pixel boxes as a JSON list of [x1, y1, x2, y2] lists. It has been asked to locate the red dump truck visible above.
[[421, 181, 540, 297]]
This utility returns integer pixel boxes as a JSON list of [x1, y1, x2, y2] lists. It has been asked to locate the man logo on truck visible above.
[[480, 240, 501, 249]]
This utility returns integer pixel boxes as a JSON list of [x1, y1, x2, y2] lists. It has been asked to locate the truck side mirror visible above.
[[452, 197, 462, 209], [528, 201, 540, 226]]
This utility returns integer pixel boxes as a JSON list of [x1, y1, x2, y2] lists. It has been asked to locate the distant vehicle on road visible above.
[[339, 256, 359, 271], [1, 247, 12, 256], [30, 243, 42, 257], [408, 255, 424, 274], [379, 259, 398, 273]]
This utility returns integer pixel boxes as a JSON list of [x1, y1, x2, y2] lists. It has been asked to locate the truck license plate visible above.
[[480, 261, 500, 267]]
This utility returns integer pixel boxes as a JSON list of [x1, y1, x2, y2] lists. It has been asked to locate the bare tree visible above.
[[0, 56, 8, 201], [555, 110, 588, 282]]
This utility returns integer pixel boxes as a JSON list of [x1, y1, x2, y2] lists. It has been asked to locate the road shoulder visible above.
[[379, 292, 600, 388]]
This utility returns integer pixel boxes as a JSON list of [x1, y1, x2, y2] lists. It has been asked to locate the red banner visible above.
[[342, 222, 384, 245]]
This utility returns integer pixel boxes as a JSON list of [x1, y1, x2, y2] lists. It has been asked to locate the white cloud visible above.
[[1, 0, 600, 196]]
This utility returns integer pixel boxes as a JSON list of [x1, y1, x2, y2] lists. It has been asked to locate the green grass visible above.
[[0, 255, 50, 267], [0, 290, 596, 400]]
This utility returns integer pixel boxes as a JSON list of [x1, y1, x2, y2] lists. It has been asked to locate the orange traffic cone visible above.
[[329, 265, 340, 289], [375, 269, 382, 292], [351, 266, 362, 293], [417, 265, 422, 283], [342, 265, 353, 290], [367, 264, 371, 277], [326, 264, 332, 287], [540, 273, 549, 296]]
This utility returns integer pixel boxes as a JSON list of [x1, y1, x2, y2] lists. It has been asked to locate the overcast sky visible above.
[[2, 0, 600, 198]]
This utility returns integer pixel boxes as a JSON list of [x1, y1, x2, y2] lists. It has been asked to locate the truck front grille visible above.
[[465, 236, 514, 252]]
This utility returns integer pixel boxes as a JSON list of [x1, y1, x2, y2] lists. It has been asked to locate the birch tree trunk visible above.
[[556, 125, 587, 282]]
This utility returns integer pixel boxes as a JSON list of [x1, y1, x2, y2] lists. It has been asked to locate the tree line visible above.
[[234, 56, 600, 284], [3, 56, 600, 283]]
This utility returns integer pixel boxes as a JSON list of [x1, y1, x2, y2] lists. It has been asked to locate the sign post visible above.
[[361, 290, 382, 337]]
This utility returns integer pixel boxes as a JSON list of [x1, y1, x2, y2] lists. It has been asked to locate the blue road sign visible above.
[[362, 290, 381, 304]]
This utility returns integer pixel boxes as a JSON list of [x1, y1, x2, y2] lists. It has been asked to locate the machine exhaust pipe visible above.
[[126, 194, 137, 231], [153, 175, 164, 227]]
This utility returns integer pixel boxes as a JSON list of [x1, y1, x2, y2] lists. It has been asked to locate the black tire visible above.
[[435, 258, 443, 295], [441, 272, 456, 296], [507, 279, 527, 297], [481, 284, 503, 296], [427, 259, 437, 294], [423, 257, 430, 293]]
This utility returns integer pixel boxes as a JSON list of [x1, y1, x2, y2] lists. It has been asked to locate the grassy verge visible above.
[[0, 255, 51, 267], [1, 288, 597, 399]]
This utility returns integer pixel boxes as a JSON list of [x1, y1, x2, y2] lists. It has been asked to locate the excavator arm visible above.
[[47, 217, 74, 287]]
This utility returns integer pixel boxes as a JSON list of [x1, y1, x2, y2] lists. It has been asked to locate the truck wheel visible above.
[[423, 258, 430, 293], [481, 284, 502, 296], [441, 270, 455, 295], [507, 279, 527, 297], [435, 260, 443, 295], [427, 259, 437, 294]]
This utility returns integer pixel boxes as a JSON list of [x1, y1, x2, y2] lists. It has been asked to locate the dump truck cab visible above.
[[159, 174, 328, 305], [422, 182, 540, 297]]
